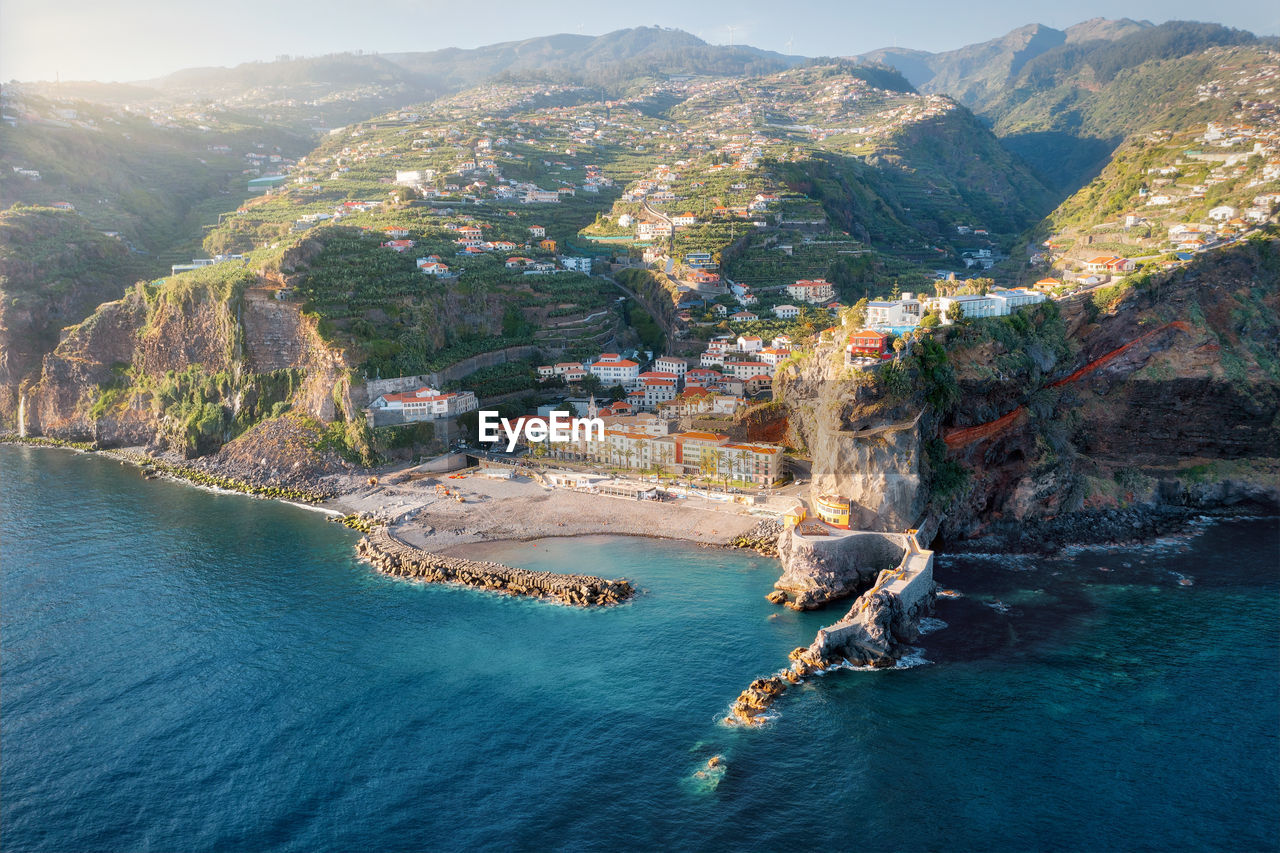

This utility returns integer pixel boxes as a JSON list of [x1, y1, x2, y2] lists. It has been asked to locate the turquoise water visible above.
[[2, 445, 1278, 851]]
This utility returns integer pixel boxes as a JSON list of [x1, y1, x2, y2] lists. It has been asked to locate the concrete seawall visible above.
[[356, 527, 633, 606]]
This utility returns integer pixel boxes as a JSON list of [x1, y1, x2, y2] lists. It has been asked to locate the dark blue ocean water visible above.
[[2, 445, 1278, 852]]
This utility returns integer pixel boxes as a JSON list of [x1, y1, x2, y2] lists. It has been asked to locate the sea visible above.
[[2, 444, 1278, 852]]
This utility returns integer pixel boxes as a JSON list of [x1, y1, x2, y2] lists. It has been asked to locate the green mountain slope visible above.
[[861, 20, 1267, 190], [0, 205, 152, 409]]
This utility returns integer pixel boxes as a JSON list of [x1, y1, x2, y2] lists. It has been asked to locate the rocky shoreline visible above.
[[728, 519, 783, 556], [0, 435, 336, 503], [357, 526, 634, 606], [946, 499, 1280, 555]]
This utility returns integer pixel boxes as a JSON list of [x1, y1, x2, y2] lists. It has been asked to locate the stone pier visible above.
[[356, 527, 634, 606]]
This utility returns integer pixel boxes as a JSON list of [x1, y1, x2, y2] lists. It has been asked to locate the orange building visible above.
[[846, 329, 890, 358]]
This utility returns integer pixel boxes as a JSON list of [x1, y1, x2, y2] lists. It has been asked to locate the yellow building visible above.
[[814, 494, 851, 529]]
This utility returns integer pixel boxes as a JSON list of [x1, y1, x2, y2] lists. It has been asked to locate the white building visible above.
[[417, 258, 451, 276], [561, 257, 593, 274], [773, 304, 801, 320], [371, 387, 478, 420], [654, 356, 688, 377], [925, 289, 1045, 323], [395, 169, 435, 186], [589, 354, 640, 387], [865, 296, 922, 328], [637, 220, 674, 239], [786, 279, 835, 304], [725, 360, 772, 379], [641, 378, 678, 409]]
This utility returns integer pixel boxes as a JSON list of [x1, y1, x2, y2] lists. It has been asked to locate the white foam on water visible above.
[[280, 500, 343, 516], [918, 617, 948, 635], [893, 647, 932, 669]]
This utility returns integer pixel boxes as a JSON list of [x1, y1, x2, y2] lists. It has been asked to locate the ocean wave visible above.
[[894, 648, 932, 669], [918, 617, 948, 635], [279, 500, 343, 516]]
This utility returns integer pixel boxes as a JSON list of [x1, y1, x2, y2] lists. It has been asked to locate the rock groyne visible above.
[[357, 527, 633, 607], [730, 519, 782, 556]]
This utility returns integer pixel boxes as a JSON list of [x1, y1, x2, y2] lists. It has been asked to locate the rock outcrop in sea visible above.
[[732, 527, 937, 725], [770, 526, 907, 610]]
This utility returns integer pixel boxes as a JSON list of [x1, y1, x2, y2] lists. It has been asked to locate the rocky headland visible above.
[[770, 526, 907, 610], [731, 541, 937, 725]]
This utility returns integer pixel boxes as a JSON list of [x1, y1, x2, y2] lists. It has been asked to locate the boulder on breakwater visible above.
[[356, 527, 633, 607], [730, 519, 782, 556]]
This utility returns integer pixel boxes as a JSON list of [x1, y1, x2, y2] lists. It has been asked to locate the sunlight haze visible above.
[[3, 0, 1276, 82]]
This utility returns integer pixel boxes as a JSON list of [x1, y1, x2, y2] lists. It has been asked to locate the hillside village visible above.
[[1035, 47, 1280, 292], [4, 40, 1278, 503]]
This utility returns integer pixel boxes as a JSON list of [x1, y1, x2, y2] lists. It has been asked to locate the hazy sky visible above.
[[3, 0, 1276, 83]]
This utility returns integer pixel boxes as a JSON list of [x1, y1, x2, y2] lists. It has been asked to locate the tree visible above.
[[580, 373, 603, 394], [892, 336, 906, 358], [920, 309, 941, 329], [948, 302, 966, 325], [842, 297, 868, 329]]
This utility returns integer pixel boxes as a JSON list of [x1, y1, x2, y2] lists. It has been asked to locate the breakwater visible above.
[[356, 527, 634, 606], [730, 519, 782, 556]]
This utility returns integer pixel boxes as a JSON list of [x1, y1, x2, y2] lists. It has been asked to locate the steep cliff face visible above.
[[0, 207, 151, 423], [241, 288, 365, 421], [30, 291, 152, 444], [940, 238, 1280, 546], [778, 239, 1278, 552], [775, 344, 927, 530], [27, 266, 364, 467]]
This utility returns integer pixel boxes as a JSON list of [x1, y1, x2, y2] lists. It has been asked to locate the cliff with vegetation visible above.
[[24, 257, 374, 487], [0, 206, 151, 422], [774, 236, 1278, 551], [939, 236, 1279, 549]]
